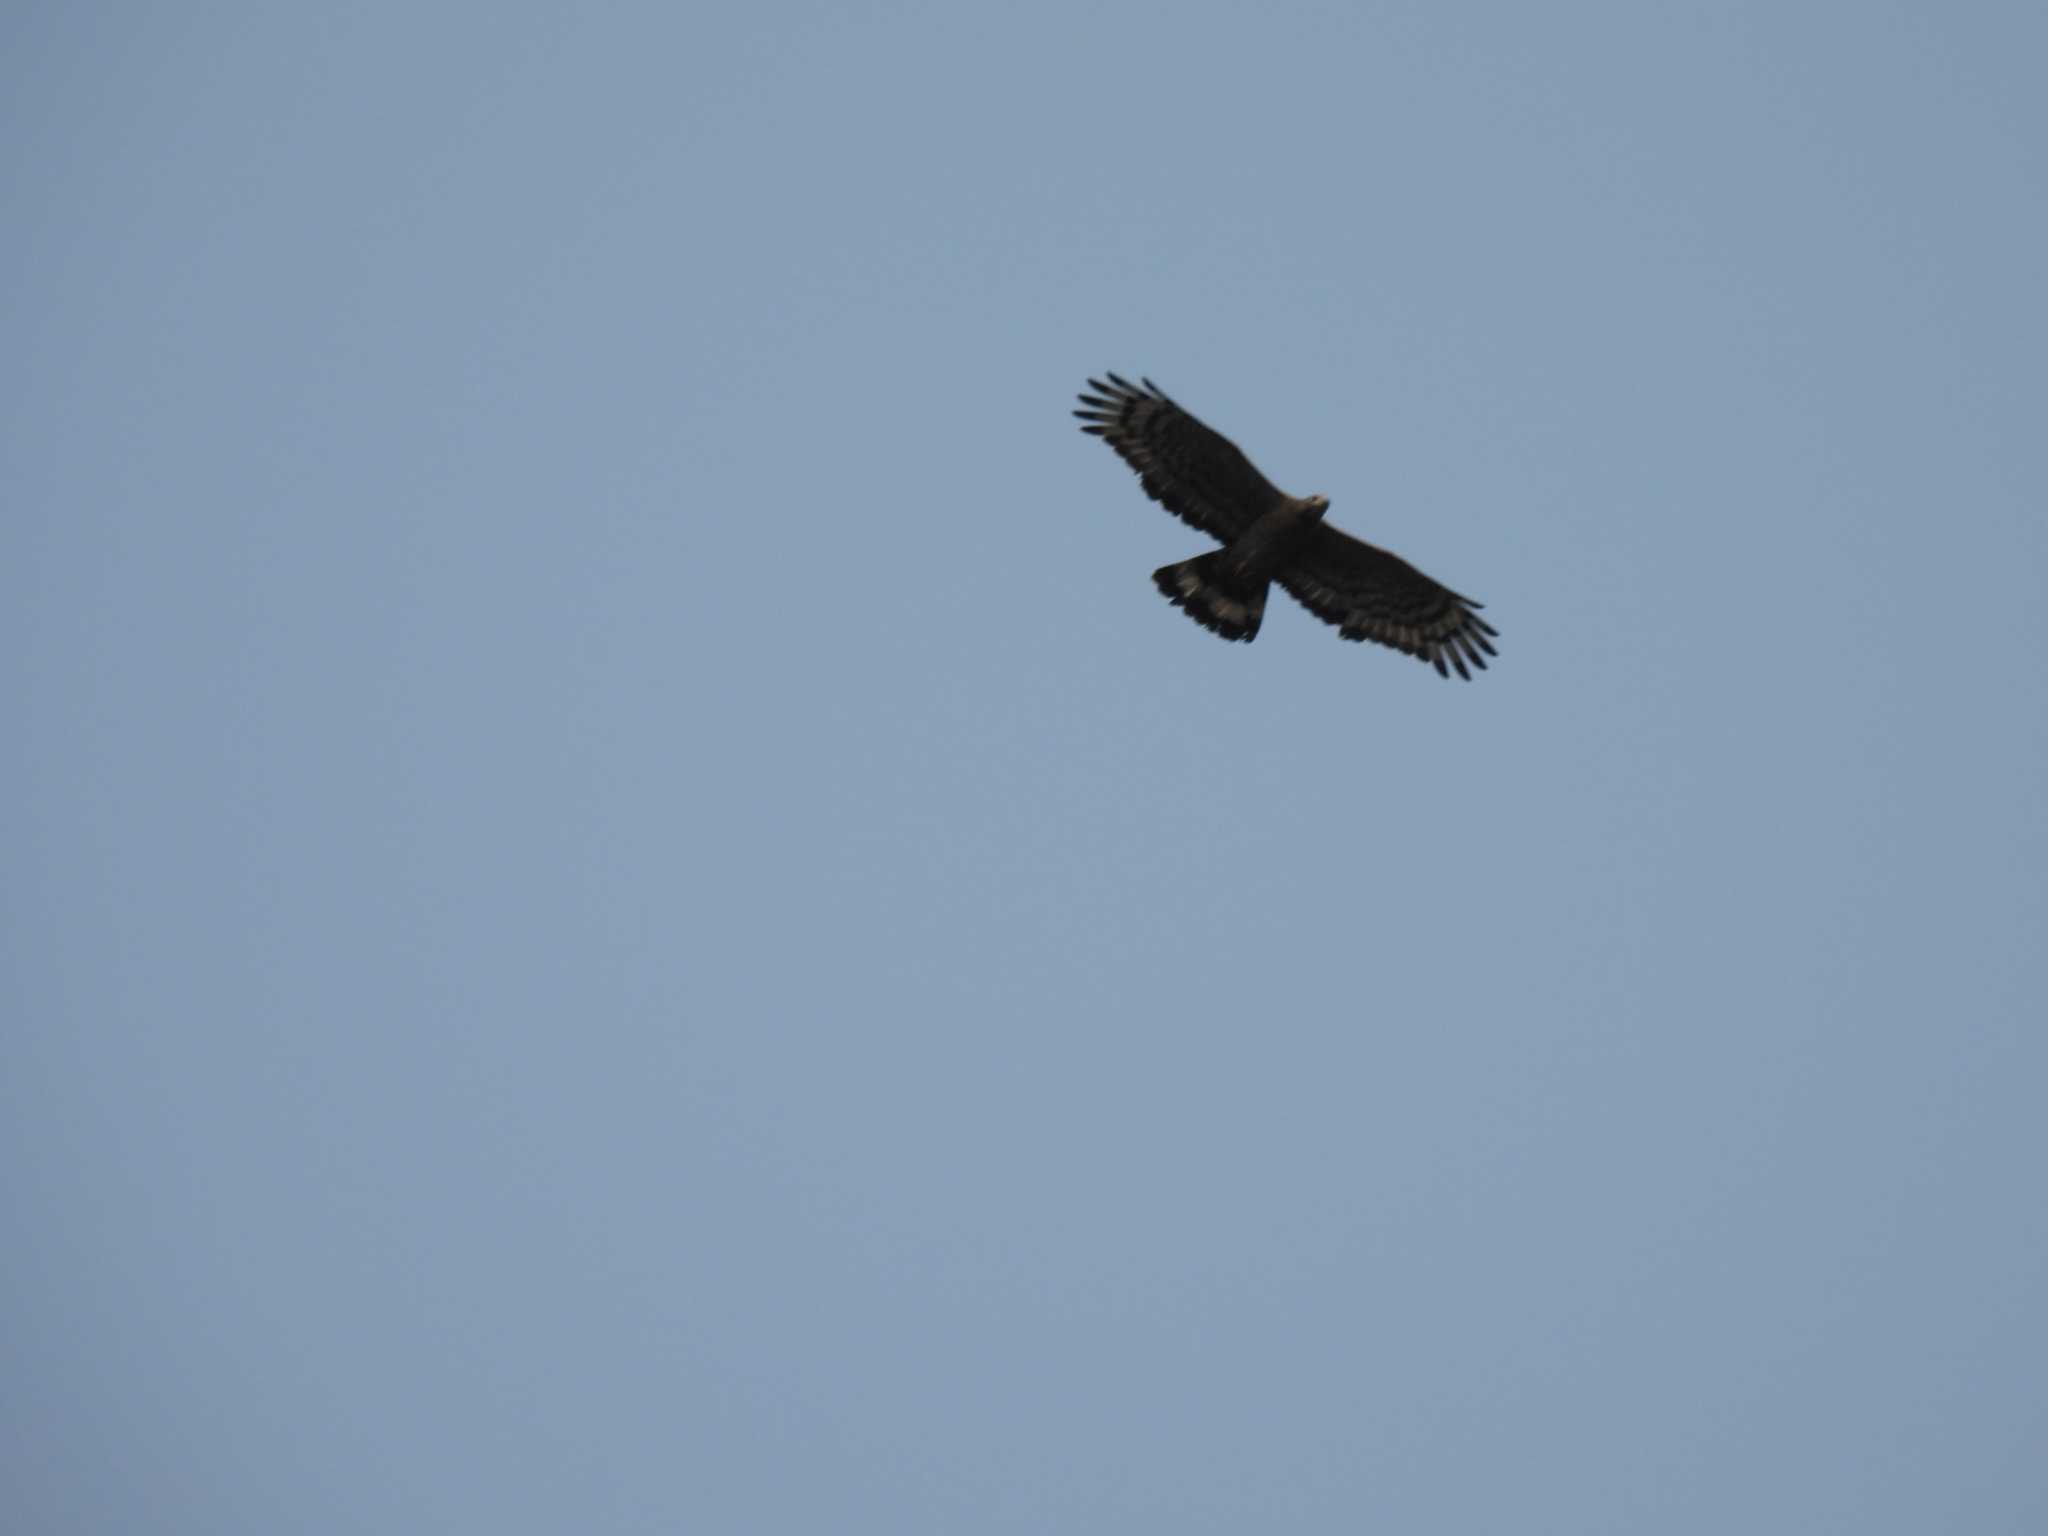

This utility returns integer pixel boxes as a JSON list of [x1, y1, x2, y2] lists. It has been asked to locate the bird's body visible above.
[[1075, 374, 1498, 678]]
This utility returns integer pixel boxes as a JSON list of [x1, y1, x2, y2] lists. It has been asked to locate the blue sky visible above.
[[6, 4, 2046, 1531]]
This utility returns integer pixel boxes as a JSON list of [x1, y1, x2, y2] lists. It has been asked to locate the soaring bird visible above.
[[1076, 374, 1498, 678]]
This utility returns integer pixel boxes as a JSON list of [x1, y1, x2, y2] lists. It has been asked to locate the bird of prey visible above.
[[1076, 374, 1499, 678]]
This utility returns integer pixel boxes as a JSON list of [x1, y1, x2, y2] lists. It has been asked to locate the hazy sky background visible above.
[[7, 4, 2046, 1531]]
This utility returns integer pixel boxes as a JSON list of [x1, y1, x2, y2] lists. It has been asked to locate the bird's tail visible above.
[[1153, 551, 1267, 642]]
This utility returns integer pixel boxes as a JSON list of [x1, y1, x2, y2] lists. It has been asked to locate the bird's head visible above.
[[1301, 494, 1331, 521]]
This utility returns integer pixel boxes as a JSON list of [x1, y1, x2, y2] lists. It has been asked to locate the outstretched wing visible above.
[[1075, 375, 1292, 545], [1280, 525, 1499, 679]]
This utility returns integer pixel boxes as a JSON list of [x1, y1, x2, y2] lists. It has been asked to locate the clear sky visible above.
[[7, 4, 2046, 1531]]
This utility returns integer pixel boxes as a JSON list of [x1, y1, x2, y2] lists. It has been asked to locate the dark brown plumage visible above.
[[1075, 374, 1499, 678]]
